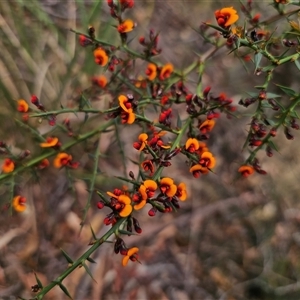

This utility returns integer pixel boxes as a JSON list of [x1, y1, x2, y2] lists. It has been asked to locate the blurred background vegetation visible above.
[[1, 0, 300, 299]]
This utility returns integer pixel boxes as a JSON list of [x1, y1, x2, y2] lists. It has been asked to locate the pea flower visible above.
[[190, 164, 209, 178], [122, 247, 139, 266], [199, 151, 216, 169], [40, 137, 60, 148], [176, 183, 187, 201], [185, 138, 200, 153], [121, 108, 135, 124], [141, 159, 155, 175], [139, 180, 157, 199], [215, 7, 239, 28], [13, 195, 26, 212], [199, 119, 215, 134], [145, 63, 157, 81], [238, 165, 254, 177], [159, 177, 177, 197], [107, 192, 133, 217], [53, 153, 73, 168], [2, 158, 15, 173], [93, 48, 109, 66], [91, 75, 107, 88], [17, 99, 29, 112], [159, 63, 173, 80], [117, 19, 135, 33], [133, 133, 148, 151]]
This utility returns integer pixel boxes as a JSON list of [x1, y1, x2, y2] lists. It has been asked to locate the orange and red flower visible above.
[[238, 165, 254, 177], [121, 108, 135, 124], [176, 183, 187, 201], [122, 247, 139, 266], [37, 159, 50, 170], [93, 48, 109, 66], [185, 138, 200, 153], [215, 7, 239, 28], [199, 119, 215, 134], [159, 177, 177, 197], [133, 133, 148, 151], [117, 19, 135, 33], [91, 75, 107, 88], [12, 195, 26, 212], [107, 192, 133, 217], [17, 99, 29, 112], [145, 63, 157, 81], [118, 95, 131, 111], [2, 158, 15, 173], [159, 63, 173, 80], [119, 95, 135, 124], [53, 153, 73, 168], [190, 164, 209, 178], [196, 142, 209, 155], [141, 160, 155, 175], [199, 151, 216, 169], [139, 180, 157, 199], [40, 137, 60, 148]]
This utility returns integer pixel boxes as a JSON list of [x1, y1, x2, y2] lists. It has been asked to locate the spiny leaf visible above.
[[34, 272, 44, 289], [294, 59, 300, 71], [59, 283, 73, 299], [268, 140, 279, 153], [87, 256, 97, 263], [254, 52, 262, 72], [90, 225, 97, 240], [83, 263, 97, 282], [275, 84, 297, 97], [176, 114, 182, 129], [60, 248, 74, 264], [266, 92, 281, 98]]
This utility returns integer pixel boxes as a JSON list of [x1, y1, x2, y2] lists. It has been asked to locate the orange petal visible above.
[[118, 19, 135, 33], [40, 137, 59, 148], [13, 196, 26, 212], [119, 204, 132, 217], [160, 177, 174, 186], [190, 164, 209, 174], [126, 109, 135, 124], [122, 255, 130, 266], [118, 194, 131, 205], [107, 191, 118, 198], [139, 185, 147, 200], [138, 133, 148, 142], [177, 182, 187, 201], [134, 200, 146, 210], [144, 180, 157, 190], [166, 184, 177, 197], [118, 95, 128, 111], [185, 138, 200, 150], [127, 247, 139, 257]]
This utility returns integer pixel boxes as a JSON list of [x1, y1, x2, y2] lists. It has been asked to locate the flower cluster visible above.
[[97, 177, 187, 265]]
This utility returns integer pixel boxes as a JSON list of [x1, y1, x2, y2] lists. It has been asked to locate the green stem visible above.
[[0, 119, 115, 182], [34, 218, 125, 300]]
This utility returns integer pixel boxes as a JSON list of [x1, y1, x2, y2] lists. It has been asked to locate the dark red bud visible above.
[[97, 202, 104, 209], [148, 207, 157, 216]]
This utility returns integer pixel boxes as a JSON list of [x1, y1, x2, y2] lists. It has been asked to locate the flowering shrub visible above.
[[1, 0, 300, 298]]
